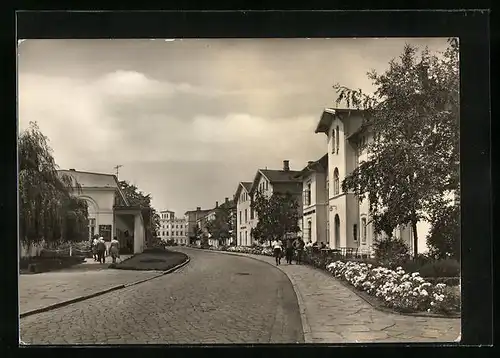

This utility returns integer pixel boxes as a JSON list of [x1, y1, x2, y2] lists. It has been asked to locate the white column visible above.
[[134, 214, 143, 254]]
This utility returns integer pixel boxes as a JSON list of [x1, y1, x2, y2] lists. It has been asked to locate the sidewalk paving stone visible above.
[[213, 250, 461, 343], [19, 258, 161, 315]]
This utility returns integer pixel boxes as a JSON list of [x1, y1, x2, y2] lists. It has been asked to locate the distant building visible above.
[[158, 210, 187, 245], [184, 207, 212, 244], [234, 182, 253, 246], [193, 198, 236, 247], [295, 154, 329, 245]]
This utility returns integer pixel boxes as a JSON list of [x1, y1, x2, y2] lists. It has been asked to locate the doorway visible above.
[[334, 214, 340, 248]]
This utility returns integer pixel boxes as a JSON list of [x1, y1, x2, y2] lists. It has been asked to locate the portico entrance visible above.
[[114, 206, 146, 254]]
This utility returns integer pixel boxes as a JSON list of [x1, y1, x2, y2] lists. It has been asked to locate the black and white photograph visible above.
[[18, 37, 461, 345]]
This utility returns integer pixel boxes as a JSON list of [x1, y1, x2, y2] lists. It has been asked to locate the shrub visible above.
[[426, 204, 460, 261], [418, 258, 460, 278], [373, 236, 410, 269]]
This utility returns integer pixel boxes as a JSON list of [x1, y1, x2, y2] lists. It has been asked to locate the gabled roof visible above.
[[184, 208, 212, 215], [249, 169, 302, 194], [58, 169, 129, 206], [233, 181, 252, 202], [315, 107, 366, 134], [295, 154, 328, 178]]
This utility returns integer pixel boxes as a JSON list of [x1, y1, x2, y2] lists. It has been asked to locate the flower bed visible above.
[[326, 261, 460, 314]]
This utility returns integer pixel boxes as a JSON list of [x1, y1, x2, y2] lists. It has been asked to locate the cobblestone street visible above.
[[19, 249, 303, 345], [19, 248, 460, 345]]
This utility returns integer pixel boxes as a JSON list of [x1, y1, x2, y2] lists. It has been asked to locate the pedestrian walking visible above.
[[92, 236, 99, 261], [109, 236, 120, 264], [285, 238, 294, 264], [271, 239, 283, 265], [293, 237, 305, 264], [96, 237, 106, 263]]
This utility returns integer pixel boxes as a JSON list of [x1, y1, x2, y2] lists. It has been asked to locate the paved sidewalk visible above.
[[207, 250, 461, 343], [19, 257, 160, 315]]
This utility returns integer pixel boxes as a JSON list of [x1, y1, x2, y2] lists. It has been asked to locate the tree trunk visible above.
[[411, 220, 418, 257]]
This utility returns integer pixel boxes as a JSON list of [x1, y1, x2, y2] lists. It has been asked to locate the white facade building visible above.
[[234, 182, 254, 246], [315, 108, 432, 254], [296, 154, 329, 245], [58, 169, 146, 254], [159, 210, 188, 245], [243, 160, 303, 246]]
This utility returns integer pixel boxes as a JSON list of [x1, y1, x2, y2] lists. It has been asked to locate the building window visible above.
[[250, 206, 254, 220], [361, 218, 367, 243], [306, 182, 312, 206], [88, 218, 96, 239], [326, 221, 330, 245], [265, 180, 269, 190], [244, 209, 248, 223], [307, 221, 312, 242], [166, 232, 169, 236], [333, 168, 340, 195], [245, 231, 248, 246], [331, 127, 335, 154], [335, 125, 340, 154], [239, 210, 242, 223], [99, 225, 112, 241], [353, 224, 358, 241]]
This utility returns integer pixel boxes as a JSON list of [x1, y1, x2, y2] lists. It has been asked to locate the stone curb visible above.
[[184, 248, 312, 343], [188, 247, 461, 320], [19, 255, 190, 319]]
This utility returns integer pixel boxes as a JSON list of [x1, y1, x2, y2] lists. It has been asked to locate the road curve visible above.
[[20, 247, 304, 345]]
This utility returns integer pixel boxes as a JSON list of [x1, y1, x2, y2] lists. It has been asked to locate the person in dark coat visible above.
[[293, 237, 305, 264], [96, 237, 106, 264], [285, 239, 294, 264]]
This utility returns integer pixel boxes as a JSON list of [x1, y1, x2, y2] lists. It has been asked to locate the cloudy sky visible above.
[[18, 38, 449, 215]]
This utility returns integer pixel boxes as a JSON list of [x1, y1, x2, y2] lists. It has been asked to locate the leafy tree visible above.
[[18, 122, 88, 252], [336, 39, 459, 257], [118, 180, 161, 239], [205, 205, 232, 245], [251, 191, 301, 245]]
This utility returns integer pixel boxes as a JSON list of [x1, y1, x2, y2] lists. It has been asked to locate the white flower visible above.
[[412, 272, 420, 277], [420, 289, 428, 296]]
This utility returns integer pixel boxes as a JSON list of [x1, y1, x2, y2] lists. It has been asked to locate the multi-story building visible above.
[[295, 154, 329, 245], [314, 108, 432, 254], [244, 160, 303, 246], [195, 198, 235, 247], [184, 207, 212, 244], [158, 210, 187, 245], [234, 182, 253, 246]]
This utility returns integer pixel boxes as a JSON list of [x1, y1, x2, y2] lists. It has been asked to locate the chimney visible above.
[[225, 197, 229, 204], [69, 168, 76, 171], [196, 207, 201, 211], [215, 201, 219, 208], [283, 160, 290, 171]]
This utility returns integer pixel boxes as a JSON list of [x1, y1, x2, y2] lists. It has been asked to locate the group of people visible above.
[[271, 237, 306, 266], [90, 235, 121, 264]]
